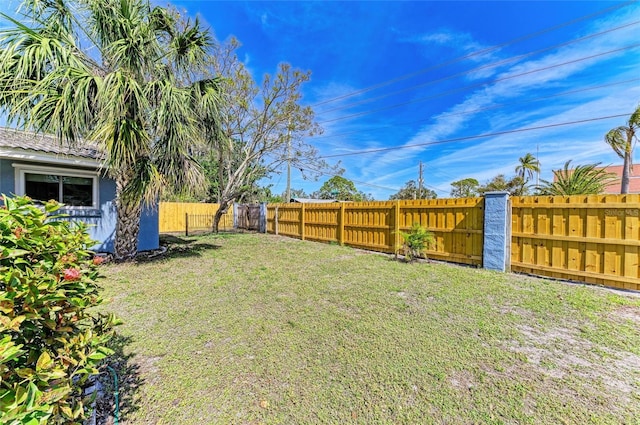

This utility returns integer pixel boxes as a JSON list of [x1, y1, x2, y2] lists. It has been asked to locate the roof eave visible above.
[[0, 147, 103, 169]]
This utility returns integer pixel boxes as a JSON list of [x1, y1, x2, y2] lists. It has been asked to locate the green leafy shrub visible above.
[[0, 195, 117, 424], [399, 222, 435, 262]]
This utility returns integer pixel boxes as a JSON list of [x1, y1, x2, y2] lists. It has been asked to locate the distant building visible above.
[[596, 165, 640, 194]]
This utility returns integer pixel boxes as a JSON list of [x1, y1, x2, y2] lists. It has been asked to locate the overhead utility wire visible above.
[[316, 20, 640, 116], [318, 113, 632, 159], [313, 77, 640, 140], [318, 44, 640, 125], [310, 0, 635, 108], [298, 165, 449, 195], [296, 165, 404, 193]]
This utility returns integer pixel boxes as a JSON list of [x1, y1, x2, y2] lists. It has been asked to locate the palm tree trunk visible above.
[[621, 151, 631, 194], [114, 177, 142, 260]]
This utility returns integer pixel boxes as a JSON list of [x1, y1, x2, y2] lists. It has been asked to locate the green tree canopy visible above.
[[313, 176, 371, 201], [478, 175, 528, 196], [0, 0, 221, 259], [389, 180, 437, 200], [605, 105, 640, 194], [536, 161, 617, 195], [450, 178, 480, 198]]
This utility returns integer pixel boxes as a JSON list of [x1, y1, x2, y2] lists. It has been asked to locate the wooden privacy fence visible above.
[[159, 202, 234, 234], [511, 194, 640, 291], [266, 199, 484, 266], [162, 195, 640, 291]]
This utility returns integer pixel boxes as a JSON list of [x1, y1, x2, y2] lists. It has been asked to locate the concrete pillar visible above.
[[483, 191, 510, 271]]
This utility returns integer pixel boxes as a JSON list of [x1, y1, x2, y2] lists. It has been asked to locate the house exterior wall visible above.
[[596, 165, 640, 194], [0, 158, 158, 253]]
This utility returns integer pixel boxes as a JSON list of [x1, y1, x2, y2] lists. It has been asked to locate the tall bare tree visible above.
[[204, 39, 338, 231]]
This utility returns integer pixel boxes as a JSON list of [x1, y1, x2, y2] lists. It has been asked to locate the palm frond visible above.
[[169, 17, 212, 73], [537, 161, 616, 195], [147, 76, 207, 195]]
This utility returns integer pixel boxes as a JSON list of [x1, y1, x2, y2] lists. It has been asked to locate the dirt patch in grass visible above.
[[611, 304, 640, 324], [508, 322, 640, 413]]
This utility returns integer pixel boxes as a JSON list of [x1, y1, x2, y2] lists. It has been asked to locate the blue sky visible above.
[[169, 0, 640, 198], [2, 1, 639, 199]]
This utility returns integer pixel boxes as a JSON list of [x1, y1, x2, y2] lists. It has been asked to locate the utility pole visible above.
[[536, 144, 540, 187], [418, 161, 424, 199], [285, 122, 291, 202]]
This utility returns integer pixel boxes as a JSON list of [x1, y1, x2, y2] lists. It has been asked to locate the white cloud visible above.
[[362, 6, 640, 194], [409, 29, 490, 55]]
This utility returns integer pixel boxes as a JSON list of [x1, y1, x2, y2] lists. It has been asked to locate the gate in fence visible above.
[[236, 204, 261, 231]]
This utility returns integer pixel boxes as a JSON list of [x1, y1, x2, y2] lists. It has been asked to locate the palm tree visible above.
[[0, 0, 221, 259], [516, 153, 540, 182], [536, 161, 617, 196], [605, 105, 640, 194]]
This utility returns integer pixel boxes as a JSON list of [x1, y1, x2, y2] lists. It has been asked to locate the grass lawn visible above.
[[98, 233, 640, 424]]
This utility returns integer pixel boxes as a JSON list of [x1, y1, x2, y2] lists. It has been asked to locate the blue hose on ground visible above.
[[106, 365, 119, 425]]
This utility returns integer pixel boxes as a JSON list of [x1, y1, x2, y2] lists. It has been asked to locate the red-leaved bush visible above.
[[0, 195, 117, 424]]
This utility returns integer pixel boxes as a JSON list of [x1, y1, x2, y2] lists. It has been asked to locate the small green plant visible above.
[[0, 195, 117, 424], [398, 222, 435, 262]]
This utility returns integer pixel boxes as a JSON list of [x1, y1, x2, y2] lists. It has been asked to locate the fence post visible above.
[[394, 200, 400, 253], [300, 203, 306, 240], [185, 212, 189, 237], [233, 203, 238, 229], [259, 203, 267, 233], [275, 206, 279, 235], [339, 202, 345, 245], [483, 191, 510, 271]]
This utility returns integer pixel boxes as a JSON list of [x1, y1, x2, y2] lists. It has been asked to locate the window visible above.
[[14, 165, 98, 208]]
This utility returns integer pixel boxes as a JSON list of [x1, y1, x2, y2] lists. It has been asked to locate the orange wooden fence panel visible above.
[[511, 194, 640, 291], [266, 198, 484, 266], [159, 202, 234, 233]]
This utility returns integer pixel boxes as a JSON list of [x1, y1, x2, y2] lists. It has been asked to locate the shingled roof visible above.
[[0, 127, 102, 159]]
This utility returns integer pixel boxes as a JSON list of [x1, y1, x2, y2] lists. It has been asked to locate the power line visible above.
[[315, 20, 640, 116], [310, 0, 636, 108], [318, 113, 632, 159], [313, 77, 640, 140], [297, 165, 401, 192], [318, 44, 640, 125]]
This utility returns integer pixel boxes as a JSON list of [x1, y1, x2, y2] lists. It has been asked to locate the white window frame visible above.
[[13, 164, 99, 209]]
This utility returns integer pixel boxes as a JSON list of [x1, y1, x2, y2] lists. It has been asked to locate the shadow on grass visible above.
[[161, 242, 222, 260], [159, 234, 194, 245], [96, 334, 142, 425], [131, 235, 225, 263]]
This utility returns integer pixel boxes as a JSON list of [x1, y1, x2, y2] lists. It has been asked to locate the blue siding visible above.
[[138, 206, 159, 252], [0, 158, 159, 253], [0, 158, 15, 195]]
